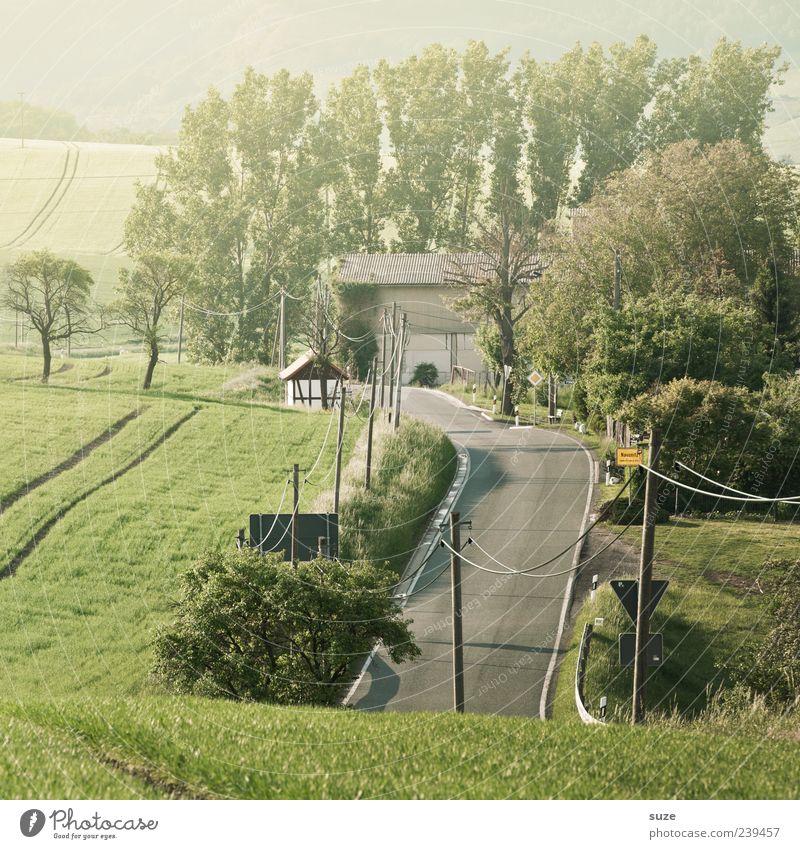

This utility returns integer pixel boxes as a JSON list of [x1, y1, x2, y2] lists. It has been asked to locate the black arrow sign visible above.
[[611, 579, 669, 624]]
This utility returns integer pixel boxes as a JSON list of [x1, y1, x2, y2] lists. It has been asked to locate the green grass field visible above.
[[2, 696, 797, 799]]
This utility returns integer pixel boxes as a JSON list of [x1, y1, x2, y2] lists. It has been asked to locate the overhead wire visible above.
[[674, 460, 800, 503], [640, 463, 800, 504]]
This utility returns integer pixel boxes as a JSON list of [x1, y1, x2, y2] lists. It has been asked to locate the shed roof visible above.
[[279, 351, 349, 382], [337, 252, 542, 287]]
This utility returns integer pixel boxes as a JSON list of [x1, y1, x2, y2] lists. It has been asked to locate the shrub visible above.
[[410, 361, 439, 387], [152, 547, 420, 705]]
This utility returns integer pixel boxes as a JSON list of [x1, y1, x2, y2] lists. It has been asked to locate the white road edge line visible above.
[[342, 435, 471, 707], [538, 432, 596, 720]]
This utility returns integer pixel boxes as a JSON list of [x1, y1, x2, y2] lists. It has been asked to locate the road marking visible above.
[[538, 432, 595, 720]]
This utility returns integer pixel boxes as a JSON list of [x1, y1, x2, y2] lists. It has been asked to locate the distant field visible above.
[[0, 136, 159, 321]]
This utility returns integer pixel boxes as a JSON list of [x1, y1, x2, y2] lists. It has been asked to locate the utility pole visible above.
[[19, 92, 25, 149], [379, 308, 387, 409], [177, 295, 185, 364], [613, 248, 621, 312], [291, 463, 300, 563], [365, 357, 377, 490], [334, 385, 346, 513], [632, 426, 662, 725], [278, 289, 286, 372], [15, 311, 19, 348], [387, 302, 398, 420], [393, 312, 407, 431], [450, 511, 465, 713]]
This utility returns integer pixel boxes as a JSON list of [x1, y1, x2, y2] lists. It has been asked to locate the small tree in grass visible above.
[[2, 250, 97, 381], [152, 547, 420, 705]]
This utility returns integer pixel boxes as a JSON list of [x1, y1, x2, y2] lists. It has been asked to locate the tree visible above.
[[618, 378, 774, 496], [582, 289, 779, 417], [152, 547, 420, 705], [518, 44, 583, 226], [2, 250, 95, 381], [112, 184, 194, 389], [551, 140, 799, 304], [648, 39, 786, 151], [574, 36, 658, 202], [376, 44, 462, 251], [319, 65, 386, 253]]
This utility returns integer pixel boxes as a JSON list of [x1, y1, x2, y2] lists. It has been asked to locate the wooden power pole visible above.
[[387, 302, 398, 420], [365, 357, 377, 489], [278, 289, 286, 372], [613, 249, 622, 311], [393, 312, 407, 431], [379, 309, 387, 410], [450, 511, 465, 713], [632, 426, 662, 725], [291, 463, 300, 563], [333, 385, 346, 513], [177, 296, 185, 364]]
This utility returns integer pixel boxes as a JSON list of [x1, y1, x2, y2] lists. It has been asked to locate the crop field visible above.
[[0, 136, 160, 343], [0, 353, 362, 705]]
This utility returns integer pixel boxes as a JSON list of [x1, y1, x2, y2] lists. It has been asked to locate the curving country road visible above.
[[347, 387, 593, 718]]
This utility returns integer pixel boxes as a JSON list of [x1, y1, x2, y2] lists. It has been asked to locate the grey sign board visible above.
[[619, 632, 664, 667], [249, 513, 339, 561]]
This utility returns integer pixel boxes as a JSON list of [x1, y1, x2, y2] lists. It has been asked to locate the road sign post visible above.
[[528, 370, 543, 426], [632, 427, 662, 724]]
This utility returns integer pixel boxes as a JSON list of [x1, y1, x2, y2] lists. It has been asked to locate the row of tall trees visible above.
[[125, 35, 785, 374]]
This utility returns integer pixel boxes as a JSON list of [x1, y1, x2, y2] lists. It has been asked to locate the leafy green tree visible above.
[[410, 361, 439, 387], [583, 290, 776, 417], [554, 140, 799, 303], [451, 41, 512, 246], [574, 36, 658, 202], [376, 44, 462, 251], [648, 39, 786, 150], [152, 547, 420, 705], [518, 44, 582, 226], [155, 69, 323, 364], [618, 377, 773, 495], [320, 65, 386, 253], [112, 185, 194, 389], [2, 250, 95, 381]]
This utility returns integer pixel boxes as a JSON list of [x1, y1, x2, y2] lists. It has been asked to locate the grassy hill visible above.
[[0, 136, 159, 325]]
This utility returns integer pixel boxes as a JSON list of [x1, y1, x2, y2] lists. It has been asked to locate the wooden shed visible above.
[[279, 351, 349, 409]]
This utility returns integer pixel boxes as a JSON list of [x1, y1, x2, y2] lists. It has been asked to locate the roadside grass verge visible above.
[[3, 696, 798, 799], [552, 516, 796, 723], [334, 416, 457, 573]]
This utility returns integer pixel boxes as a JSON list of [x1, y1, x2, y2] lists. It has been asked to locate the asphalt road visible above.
[[347, 388, 593, 717]]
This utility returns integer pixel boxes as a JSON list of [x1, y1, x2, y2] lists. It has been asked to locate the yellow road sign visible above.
[[527, 370, 543, 387], [616, 447, 643, 467]]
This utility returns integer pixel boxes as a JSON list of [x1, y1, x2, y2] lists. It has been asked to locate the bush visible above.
[[410, 361, 439, 387], [152, 547, 420, 705], [732, 558, 800, 706]]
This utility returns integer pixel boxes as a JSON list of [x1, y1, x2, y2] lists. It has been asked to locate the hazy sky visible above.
[[2, 0, 800, 130]]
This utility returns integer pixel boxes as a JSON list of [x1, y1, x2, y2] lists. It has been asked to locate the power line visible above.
[[640, 463, 800, 504], [674, 460, 800, 503]]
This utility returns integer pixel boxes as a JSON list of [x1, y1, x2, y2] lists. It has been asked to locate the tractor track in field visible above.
[[15, 142, 81, 248], [0, 408, 142, 514], [1, 142, 72, 249], [0, 407, 199, 579]]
